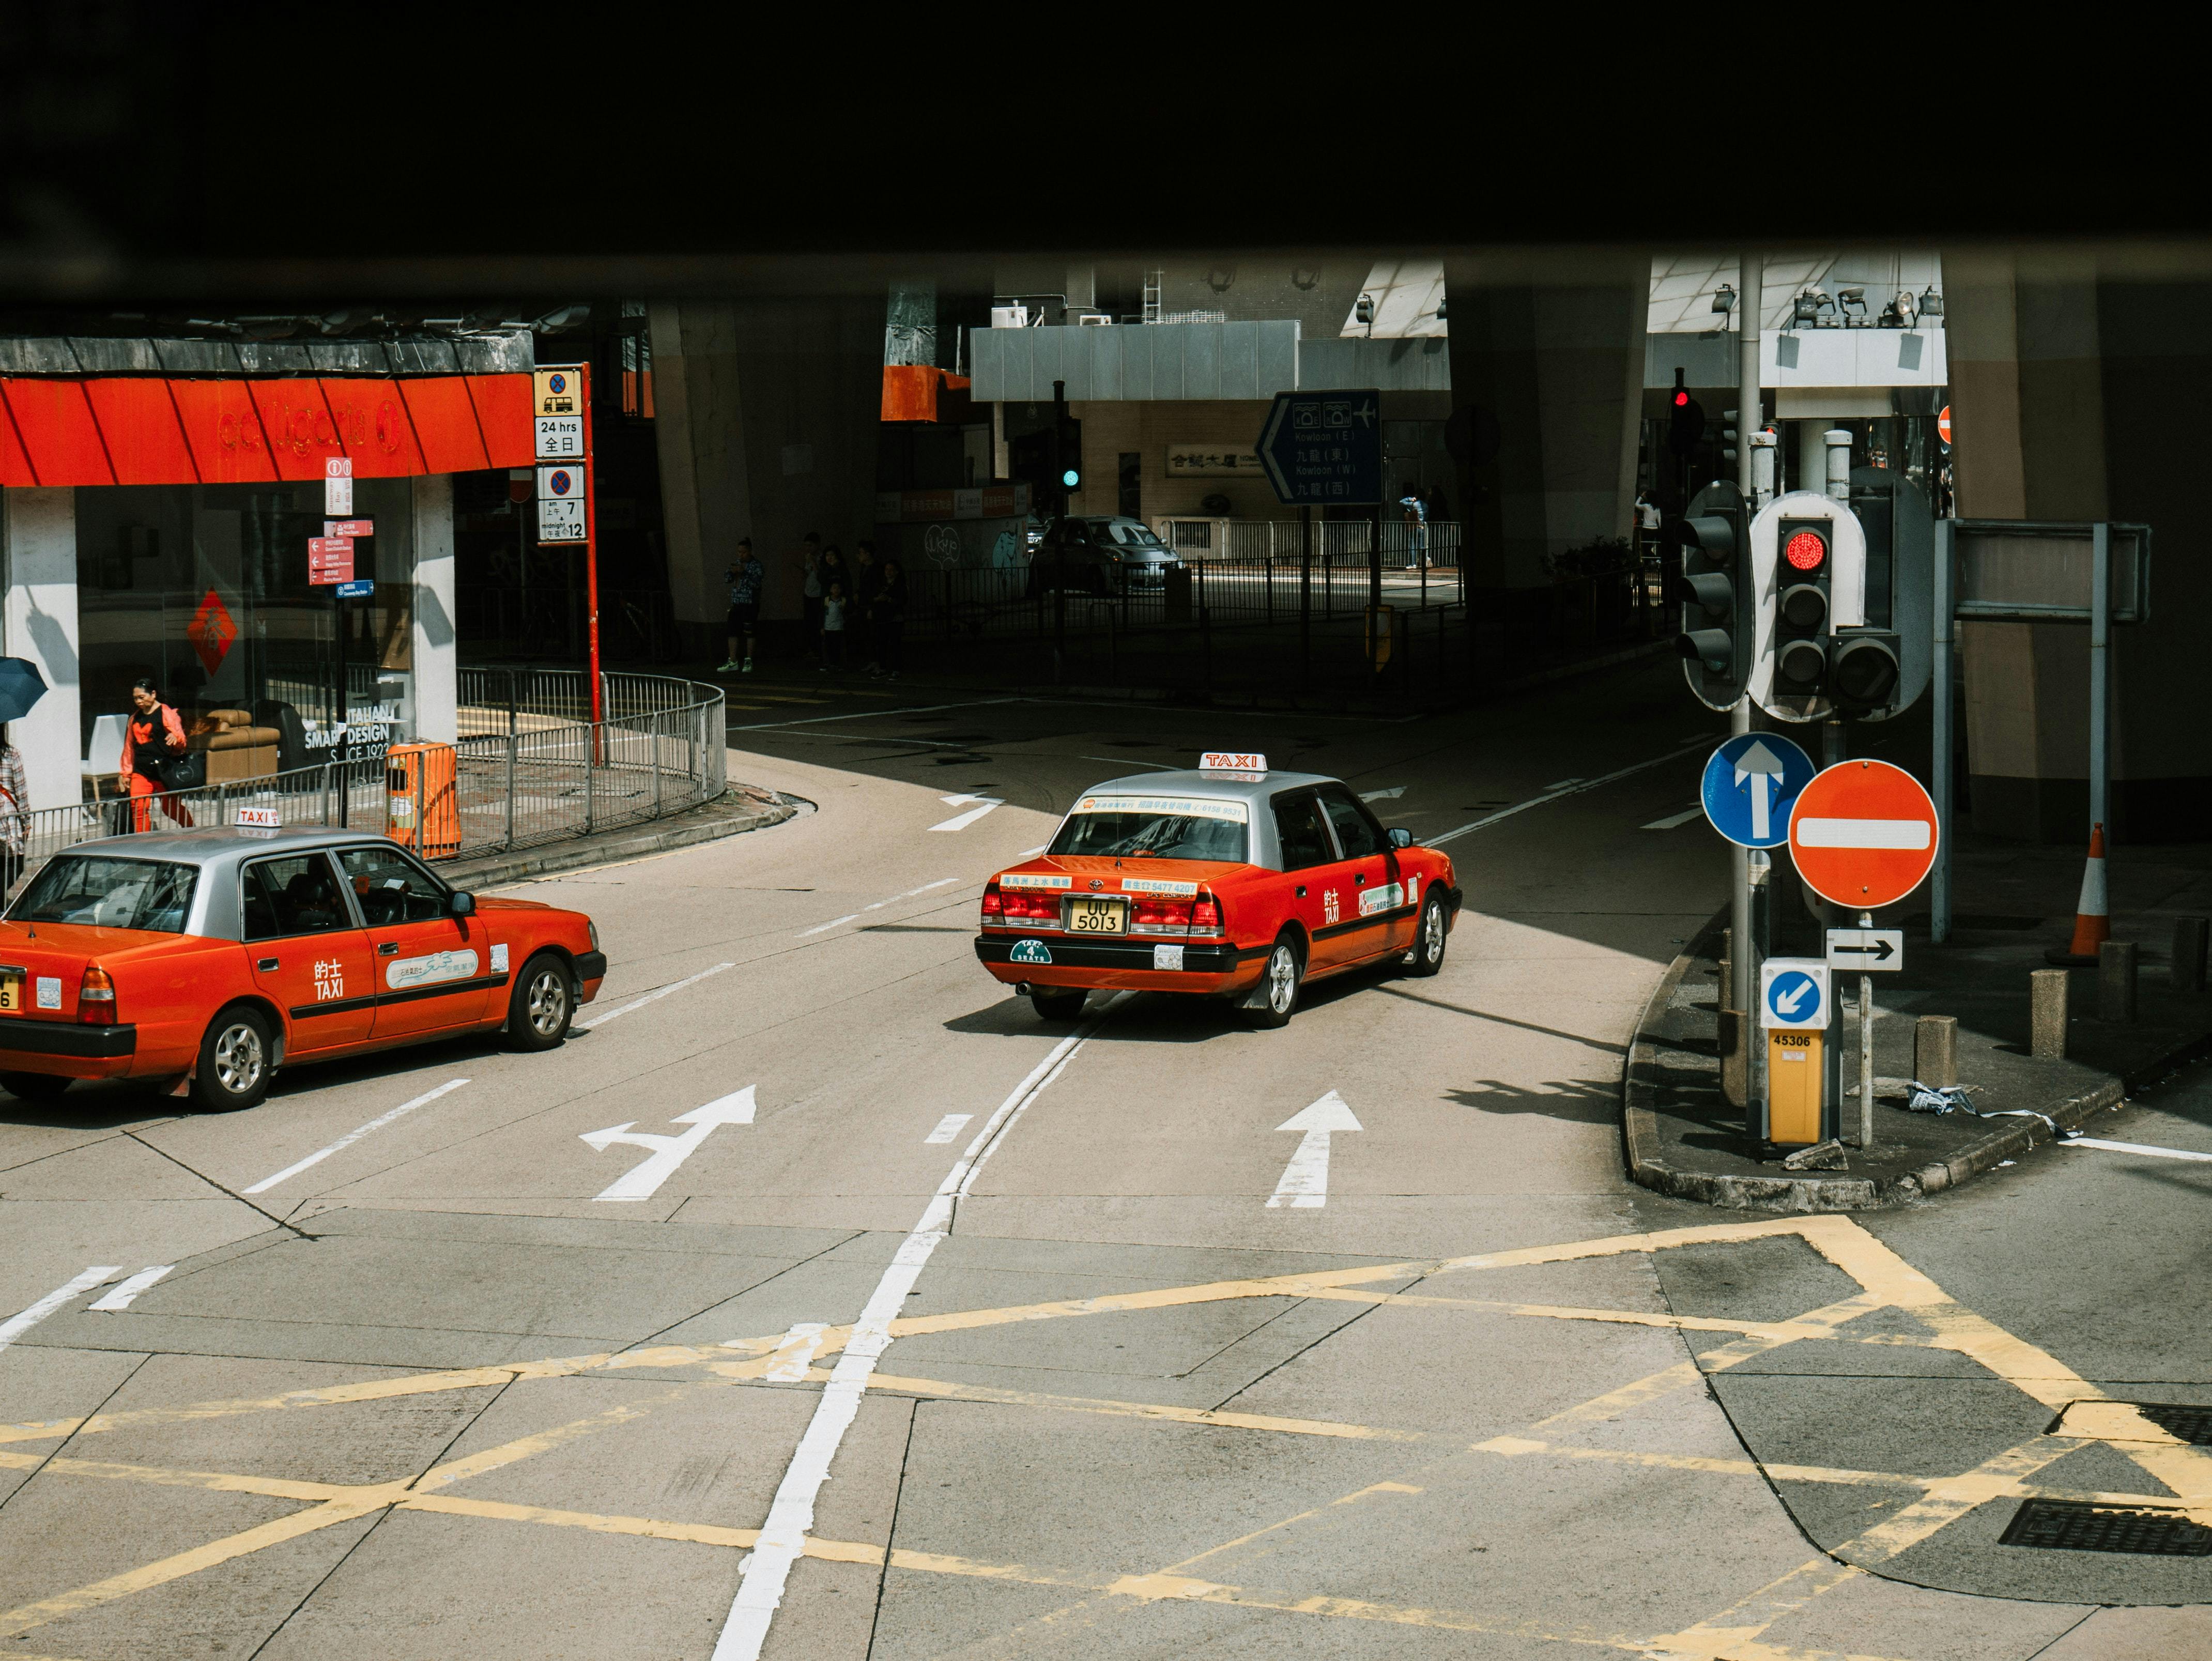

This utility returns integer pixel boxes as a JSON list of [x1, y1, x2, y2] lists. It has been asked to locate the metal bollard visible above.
[[2099, 939, 2139, 1023], [2175, 916, 2209, 995], [2031, 969, 2069, 1059], [1914, 1014, 1958, 1088]]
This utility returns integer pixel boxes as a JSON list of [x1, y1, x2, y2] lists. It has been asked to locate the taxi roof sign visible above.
[[1200, 751, 1266, 773]]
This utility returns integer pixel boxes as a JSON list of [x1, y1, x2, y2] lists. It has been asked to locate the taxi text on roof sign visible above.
[[1200, 751, 1266, 773], [233, 806, 281, 828]]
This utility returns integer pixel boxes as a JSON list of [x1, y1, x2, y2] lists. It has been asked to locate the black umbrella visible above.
[[0, 657, 48, 724]]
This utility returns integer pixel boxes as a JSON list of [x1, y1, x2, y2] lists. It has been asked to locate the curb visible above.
[[442, 788, 800, 890], [1620, 917, 2206, 1211]]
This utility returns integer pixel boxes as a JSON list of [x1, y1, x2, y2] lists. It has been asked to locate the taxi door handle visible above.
[[377, 942, 400, 956], [1295, 885, 1307, 898], [257, 958, 279, 972], [1354, 872, 1368, 885]]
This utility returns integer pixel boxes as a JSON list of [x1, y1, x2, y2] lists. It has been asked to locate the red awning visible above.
[[0, 373, 533, 488]]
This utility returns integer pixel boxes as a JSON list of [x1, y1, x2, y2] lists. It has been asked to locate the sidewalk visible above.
[[1625, 831, 2212, 1210], [439, 783, 798, 890]]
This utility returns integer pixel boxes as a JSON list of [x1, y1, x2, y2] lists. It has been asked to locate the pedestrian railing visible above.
[[1155, 517, 1462, 571], [1, 671, 727, 899]]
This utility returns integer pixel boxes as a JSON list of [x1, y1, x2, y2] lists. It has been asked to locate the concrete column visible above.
[[410, 474, 457, 744], [2, 487, 82, 811], [1442, 260, 1647, 589]]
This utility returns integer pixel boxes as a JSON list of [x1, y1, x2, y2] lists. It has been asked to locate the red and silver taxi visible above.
[[975, 752, 1461, 1026], [0, 825, 606, 1111]]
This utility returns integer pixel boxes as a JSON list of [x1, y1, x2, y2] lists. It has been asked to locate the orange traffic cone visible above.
[[2046, 822, 2111, 965]]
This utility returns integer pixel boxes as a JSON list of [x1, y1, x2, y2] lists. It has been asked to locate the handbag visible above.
[[159, 750, 206, 792]]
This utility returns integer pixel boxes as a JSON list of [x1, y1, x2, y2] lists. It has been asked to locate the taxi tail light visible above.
[[1130, 897, 1191, 930], [1191, 892, 1223, 934], [1000, 889, 1058, 922], [79, 965, 116, 1024], [980, 881, 1004, 920]]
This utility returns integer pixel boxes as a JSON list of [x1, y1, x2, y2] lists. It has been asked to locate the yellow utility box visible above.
[[1767, 1029, 1824, 1145], [386, 742, 461, 858]]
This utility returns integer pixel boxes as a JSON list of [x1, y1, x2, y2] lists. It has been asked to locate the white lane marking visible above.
[[577, 961, 735, 1028], [0, 1267, 121, 1353], [1428, 742, 1708, 847], [1359, 786, 1406, 801], [1266, 1090, 1362, 1209], [904, 877, 960, 896], [924, 1113, 972, 1145], [798, 915, 861, 936], [88, 1266, 174, 1312], [1079, 755, 1176, 771], [727, 696, 1025, 733], [2062, 1136, 2212, 1163], [712, 1004, 1114, 1660], [765, 1322, 828, 1382], [1795, 816, 1932, 850], [805, 879, 961, 932], [582, 1087, 758, 1202], [1642, 806, 1705, 831], [242, 1080, 471, 1194], [929, 794, 1004, 832]]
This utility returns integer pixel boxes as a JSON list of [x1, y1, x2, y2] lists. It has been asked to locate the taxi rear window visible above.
[[8, 855, 197, 932], [1049, 794, 1248, 863]]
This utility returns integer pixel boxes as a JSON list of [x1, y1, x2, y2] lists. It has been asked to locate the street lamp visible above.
[[1792, 290, 1824, 327], [1355, 293, 1376, 337], [1918, 285, 1945, 321], [1711, 283, 1737, 327], [1838, 286, 1868, 326]]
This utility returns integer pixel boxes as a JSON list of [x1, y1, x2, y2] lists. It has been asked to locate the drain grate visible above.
[[2136, 1404, 2212, 1445], [2001, 1501, 2212, 1557]]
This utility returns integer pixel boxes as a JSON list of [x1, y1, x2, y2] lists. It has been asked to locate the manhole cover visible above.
[[2000, 1501, 2212, 1557]]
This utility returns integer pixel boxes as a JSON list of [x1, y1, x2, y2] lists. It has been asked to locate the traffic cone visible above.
[[2046, 822, 2111, 966]]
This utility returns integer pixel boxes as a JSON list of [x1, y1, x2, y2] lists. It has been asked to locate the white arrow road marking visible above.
[[0, 1267, 121, 1354], [924, 1113, 972, 1144], [576, 961, 734, 1031], [929, 794, 1004, 832], [1795, 817, 1931, 850], [243, 1079, 471, 1194], [1773, 982, 1811, 1016], [1733, 739, 1787, 841], [1266, 1090, 1362, 1209], [1641, 806, 1704, 831], [765, 1322, 828, 1381], [1359, 786, 1406, 801], [89, 1266, 174, 1312], [2062, 1136, 2212, 1163], [582, 1086, 757, 1202]]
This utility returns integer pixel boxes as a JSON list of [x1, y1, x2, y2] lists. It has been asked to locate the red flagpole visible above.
[[580, 360, 603, 731]]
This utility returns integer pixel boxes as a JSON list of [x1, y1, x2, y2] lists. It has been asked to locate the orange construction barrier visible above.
[[386, 742, 460, 858], [2047, 821, 2111, 966]]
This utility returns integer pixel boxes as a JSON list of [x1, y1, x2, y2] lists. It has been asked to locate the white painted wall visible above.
[[410, 474, 457, 744], [2, 487, 83, 811]]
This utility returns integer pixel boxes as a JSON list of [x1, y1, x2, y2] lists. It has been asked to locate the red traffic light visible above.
[[1672, 391, 1690, 407], [1784, 529, 1827, 572]]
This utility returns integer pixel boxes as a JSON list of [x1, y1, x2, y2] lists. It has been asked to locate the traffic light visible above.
[[1009, 428, 1053, 491], [1670, 479, 1750, 710], [1829, 466, 1933, 721], [1721, 408, 1740, 471], [1773, 516, 1832, 699], [1054, 414, 1083, 496], [1666, 368, 1703, 457], [1747, 490, 1868, 723]]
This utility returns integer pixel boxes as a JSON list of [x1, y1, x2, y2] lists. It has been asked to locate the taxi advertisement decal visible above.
[[1009, 940, 1053, 964], [1074, 795, 1248, 823], [1119, 877, 1199, 897], [388, 948, 481, 991], [1002, 873, 1071, 890], [1358, 881, 1406, 917]]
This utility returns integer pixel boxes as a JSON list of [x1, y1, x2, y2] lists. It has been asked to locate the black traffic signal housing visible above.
[[1053, 414, 1083, 500], [1666, 370, 1704, 458], [1829, 627, 1902, 713], [1009, 428, 1053, 492], [1721, 409, 1740, 471], [1773, 517, 1832, 698], [1670, 479, 1750, 709]]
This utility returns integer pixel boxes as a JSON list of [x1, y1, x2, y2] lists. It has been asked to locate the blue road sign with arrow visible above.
[[1701, 732, 1817, 849], [1258, 388, 1382, 505], [1760, 959, 1830, 1029]]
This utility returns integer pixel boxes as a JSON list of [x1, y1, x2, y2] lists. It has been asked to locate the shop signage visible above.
[[1166, 445, 1263, 478], [872, 484, 1032, 524], [308, 536, 354, 585], [539, 497, 586, 541], [186, 589, 237, 678], [535, 415, 585, 459], [324, 456, 353, 515], [534, 368, 581, 417]]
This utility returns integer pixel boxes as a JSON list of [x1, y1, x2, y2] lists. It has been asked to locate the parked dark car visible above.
[[1026, 516, 1181, 596]]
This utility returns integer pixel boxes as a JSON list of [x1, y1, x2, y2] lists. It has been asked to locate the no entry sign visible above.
[[1788, 760, 1939, 909]]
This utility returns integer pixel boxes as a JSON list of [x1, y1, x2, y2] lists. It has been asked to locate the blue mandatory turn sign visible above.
[[1701, 732, 1818, 849], [1760, 959, 1831, 1030], [1258, 388, 1382, 505]]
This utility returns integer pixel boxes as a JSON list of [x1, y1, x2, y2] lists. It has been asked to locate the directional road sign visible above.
[[308, 536, 354, 585], [1701, 732, 1817, 849], [1826, 928, 1903, 971], [1789, 759, 1940, 909], [334, 578, 375, 601], [1760, 958, 1831, 1030], [1258, 388, 1382, 505]]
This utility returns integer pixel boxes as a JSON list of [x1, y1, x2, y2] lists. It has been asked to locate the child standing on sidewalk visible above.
[[820, 580, 849, 671]]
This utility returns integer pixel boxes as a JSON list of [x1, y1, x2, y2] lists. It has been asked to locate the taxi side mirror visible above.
[[449, 891, 476, 917], [1388, 826, 1416, 850]]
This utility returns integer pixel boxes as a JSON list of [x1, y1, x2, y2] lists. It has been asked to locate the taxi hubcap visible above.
[[1423, 904, 1445, 961], [527, 970, 569, 1036], [1268, 946, 1297, 1012], [213, 1024, 263, 1095]]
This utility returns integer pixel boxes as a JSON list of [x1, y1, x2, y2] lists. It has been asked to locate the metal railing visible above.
[[1155, 518, 1462, 570], [2, 671, 727, 899]]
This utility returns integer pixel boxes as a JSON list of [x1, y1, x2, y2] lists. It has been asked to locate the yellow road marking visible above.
[[846, 1371, 1423, 1441]]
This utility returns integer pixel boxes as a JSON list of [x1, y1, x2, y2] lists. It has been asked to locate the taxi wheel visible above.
[[507, 952, 574, 1051], [1030, 988, 1088, 1023], [1246, 936, 1302, 1029], [1404, 895, 1449, 977], [0, 1072, 71, 1102], [192, 1006, 272, 1113]]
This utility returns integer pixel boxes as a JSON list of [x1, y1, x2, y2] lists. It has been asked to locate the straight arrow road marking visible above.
[[2061, 1137, 2212, 1164], [1641, 807, 1704, 831], [243, 1079, 471, 1194], [0, 1267, 120, 1354], [582, 1086, 758, 1202], [929, 795, 1004, 832], [1267, 1091, 1362, 1209], [88, 1267, 174, 1312]]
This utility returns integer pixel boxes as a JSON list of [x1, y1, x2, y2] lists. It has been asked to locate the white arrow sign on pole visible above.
[[1733, 739, 1787, 843], [582, 1086, 757, 1201], [1266, 1090, 1361, 1209]]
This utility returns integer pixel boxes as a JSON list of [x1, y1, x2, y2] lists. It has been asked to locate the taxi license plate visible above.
[[0, 971, 20, 1014], [1065, 897, 1126, 935]]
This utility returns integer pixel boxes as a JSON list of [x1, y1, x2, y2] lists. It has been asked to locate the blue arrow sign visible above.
[[1765, 970, 1823, 1025], [1701, 732, 1817, 849], [1258, 388, 1382, 505]]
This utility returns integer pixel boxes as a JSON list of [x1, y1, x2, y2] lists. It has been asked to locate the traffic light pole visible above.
[[1733, 254, 1763, 1127]]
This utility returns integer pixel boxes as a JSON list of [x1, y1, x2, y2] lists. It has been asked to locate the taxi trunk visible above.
[[0, 921, 136, 1078], [976, 856, 1258, 995]]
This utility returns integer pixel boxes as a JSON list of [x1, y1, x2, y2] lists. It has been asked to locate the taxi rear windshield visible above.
[[1049, 795, 1248, 862], [8, 856, 197, 932]]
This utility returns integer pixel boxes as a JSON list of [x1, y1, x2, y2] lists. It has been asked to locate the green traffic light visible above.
[[1062, 468, 1080, 487]]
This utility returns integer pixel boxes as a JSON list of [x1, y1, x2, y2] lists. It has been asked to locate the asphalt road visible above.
[[2, 654, 2205, 1659]]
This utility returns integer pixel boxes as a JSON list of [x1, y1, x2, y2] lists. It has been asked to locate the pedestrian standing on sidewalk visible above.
[[1399, 484, 1429, 571], [117, 678, 195, 832], [870, 559, 907, 681], [0, 725, 26, 895], [720, 537, 764, 673], [820, 580, 849, 672], [798, 532, 825, 651], [818, 545, 850, 622], [852, 540, 881, 673]]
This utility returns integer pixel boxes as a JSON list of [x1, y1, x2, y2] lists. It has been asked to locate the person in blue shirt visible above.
[[1398, 486, 1430, 571], [720, 538, 765, 673]]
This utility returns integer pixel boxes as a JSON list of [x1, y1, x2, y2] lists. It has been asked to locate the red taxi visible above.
[[975, 753, 1461, 1026], [0, 826, 606, 1111]]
